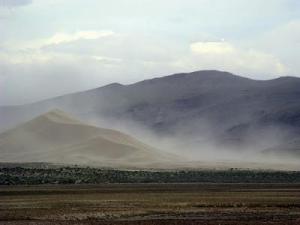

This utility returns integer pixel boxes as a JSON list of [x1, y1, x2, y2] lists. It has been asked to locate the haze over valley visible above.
[[1, 70, 300, 170], [1, 0, 300, 170]]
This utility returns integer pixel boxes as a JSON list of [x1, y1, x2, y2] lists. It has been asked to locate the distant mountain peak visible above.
[[101, 82, 124, 89], [135, 70, 251, 86], [34, 109, 82, 125]]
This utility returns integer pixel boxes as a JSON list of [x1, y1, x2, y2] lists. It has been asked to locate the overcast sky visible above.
[[0, 0, 300, 105]]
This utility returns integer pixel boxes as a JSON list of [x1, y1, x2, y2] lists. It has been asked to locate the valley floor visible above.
[[0, 183, 299, 225]]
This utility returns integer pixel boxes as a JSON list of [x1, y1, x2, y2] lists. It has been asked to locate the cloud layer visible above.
[[0, 0, 32, 8], [0, 0, 299, 105]]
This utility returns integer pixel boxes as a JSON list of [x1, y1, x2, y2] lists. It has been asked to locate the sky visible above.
[[0, 0, 300, 105]]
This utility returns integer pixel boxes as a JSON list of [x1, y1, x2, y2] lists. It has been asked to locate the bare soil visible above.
[[0, 183, 299, 225]]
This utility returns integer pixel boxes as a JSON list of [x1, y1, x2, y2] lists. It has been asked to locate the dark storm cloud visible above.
[[0, 0, 32, 8]]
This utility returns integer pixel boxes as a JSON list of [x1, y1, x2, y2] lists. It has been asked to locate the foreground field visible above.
[[0, 183, 299, 225]]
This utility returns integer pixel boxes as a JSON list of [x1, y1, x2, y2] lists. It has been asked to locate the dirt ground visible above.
[[0, 183, 299, 225]]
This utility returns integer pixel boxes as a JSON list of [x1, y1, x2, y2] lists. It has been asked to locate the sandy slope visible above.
[[0, 109, 176, 167], [1, 109, 298, 170]]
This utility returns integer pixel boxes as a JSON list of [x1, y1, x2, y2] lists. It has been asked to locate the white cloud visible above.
[[190, 41, 234, 55], [188, 41, 287, 78], [253, 20, 300, 75], [92, 56, 123, 64], [4, 30, 116, 51], [0, 30, 117, 64], [45, 31, 115, 46]]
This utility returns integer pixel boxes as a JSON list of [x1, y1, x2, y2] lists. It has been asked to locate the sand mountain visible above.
[[1, 70, 300, 155], [0, 109, 176, 167]]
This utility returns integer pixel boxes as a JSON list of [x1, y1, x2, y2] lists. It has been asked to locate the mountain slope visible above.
[[264, 138, 300, 157], [0, 109, 176, 167], [1, 70, 300, 154]]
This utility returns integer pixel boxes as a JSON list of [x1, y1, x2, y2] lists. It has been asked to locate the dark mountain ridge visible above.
[[1, 70, 300, 156]]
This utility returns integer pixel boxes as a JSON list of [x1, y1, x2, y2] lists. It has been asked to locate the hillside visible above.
[[0, 109, 176, 167], [1, 70, 300, 155]]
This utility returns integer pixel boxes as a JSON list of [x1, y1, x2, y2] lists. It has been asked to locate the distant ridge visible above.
[[136, 70, 253, 84], [1, 70, 300, 157]]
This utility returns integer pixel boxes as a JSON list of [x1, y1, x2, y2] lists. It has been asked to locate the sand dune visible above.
[[0, 109, 176, 167]]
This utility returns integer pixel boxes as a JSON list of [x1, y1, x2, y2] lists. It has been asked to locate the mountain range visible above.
[[1, 70, 300, 161]]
